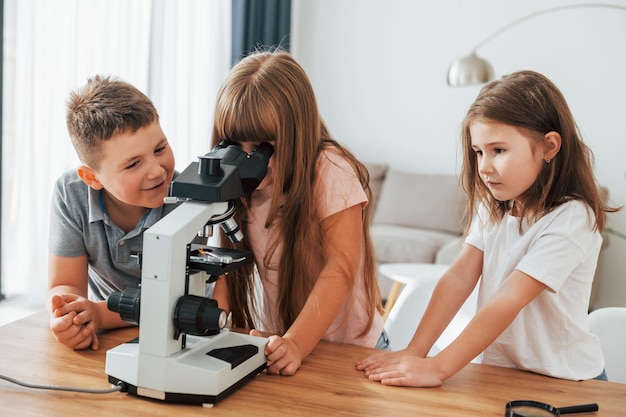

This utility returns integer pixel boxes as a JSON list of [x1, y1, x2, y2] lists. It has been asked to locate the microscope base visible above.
[[105, 330, 268, 406], [108, 363, 266, 406]]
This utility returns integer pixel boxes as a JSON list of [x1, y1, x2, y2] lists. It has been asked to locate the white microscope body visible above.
[[105, 140, 273, 406]]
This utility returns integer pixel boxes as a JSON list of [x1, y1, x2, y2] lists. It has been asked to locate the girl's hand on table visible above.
[[250, 329, 302, 376]]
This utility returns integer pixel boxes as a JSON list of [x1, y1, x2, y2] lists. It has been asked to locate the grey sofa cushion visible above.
[[434, 238, 463, 264], [373, 169, 466, 235], [365, 162, 389, 214], [371, 224, 461, 264]]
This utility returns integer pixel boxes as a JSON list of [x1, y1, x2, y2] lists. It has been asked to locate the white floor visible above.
[[0, 293, 42, 326]]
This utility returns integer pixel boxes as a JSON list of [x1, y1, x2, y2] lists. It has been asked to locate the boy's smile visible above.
[[140, 177, 170, 199]]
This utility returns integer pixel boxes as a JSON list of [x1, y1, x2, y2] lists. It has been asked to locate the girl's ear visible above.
[[544, 131, 562, 161], [77, 165, 104, 190]]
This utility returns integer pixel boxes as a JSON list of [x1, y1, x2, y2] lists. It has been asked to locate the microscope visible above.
[[105, 140, 273, 407]]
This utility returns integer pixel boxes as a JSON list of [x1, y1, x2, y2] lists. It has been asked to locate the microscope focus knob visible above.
[[173, 295, 227, 338], [107, 287, 141, 325]]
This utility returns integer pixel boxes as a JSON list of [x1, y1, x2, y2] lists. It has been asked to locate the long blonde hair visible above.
[[211, 50, 382, 336]]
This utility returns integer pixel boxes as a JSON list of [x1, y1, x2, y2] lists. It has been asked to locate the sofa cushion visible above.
[[435, 238, 463, 264], [371, 224, 461, 264], [373, 169, 466, 235], [364, 162, 389, 214]]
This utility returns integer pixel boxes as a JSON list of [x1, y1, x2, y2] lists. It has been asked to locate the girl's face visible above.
[[239, 141, 276, 191], [470, 120, 545, 213]]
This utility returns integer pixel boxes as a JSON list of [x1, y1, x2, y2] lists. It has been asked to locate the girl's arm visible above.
[[360, 268, 547, 387], [433, 269, 547, 379], [405, 244, 484, 357], [287, 204, 362, 351], [211, 275, 230, 313], [356, 244, 481, 371], [261, 204, 363, 374]]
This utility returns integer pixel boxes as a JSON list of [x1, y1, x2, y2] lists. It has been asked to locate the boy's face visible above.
[[81, 121, 175, 209]]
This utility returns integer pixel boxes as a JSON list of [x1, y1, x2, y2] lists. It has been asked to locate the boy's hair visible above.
[[212, 49, 382, 335], [460, 70, 616, 235], [66, 75, 158, 169]]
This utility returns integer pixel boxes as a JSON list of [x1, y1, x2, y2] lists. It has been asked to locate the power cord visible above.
[[0, 372, 123, 394]]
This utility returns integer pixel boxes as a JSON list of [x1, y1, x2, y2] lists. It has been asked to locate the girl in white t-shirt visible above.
[[357, 70, 620, 386], [210, 50, 386, 376]]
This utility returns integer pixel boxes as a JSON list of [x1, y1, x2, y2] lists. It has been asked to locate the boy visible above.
[[47, 75, 176, 350]]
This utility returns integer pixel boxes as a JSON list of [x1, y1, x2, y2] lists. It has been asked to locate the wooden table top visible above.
[[0, 311, 624, 416]]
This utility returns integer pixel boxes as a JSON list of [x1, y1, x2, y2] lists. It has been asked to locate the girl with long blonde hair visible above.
[[211, 50, 386, 376]]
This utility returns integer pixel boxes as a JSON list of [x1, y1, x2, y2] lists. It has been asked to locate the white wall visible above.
[[291, 0, 626, 308]]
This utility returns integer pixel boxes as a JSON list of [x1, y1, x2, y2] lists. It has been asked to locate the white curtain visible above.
[[2, 0, 232, 305]]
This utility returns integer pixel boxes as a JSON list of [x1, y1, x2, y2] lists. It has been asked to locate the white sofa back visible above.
[[366, 162, 466, 265]]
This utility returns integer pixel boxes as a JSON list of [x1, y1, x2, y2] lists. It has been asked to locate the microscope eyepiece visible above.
[[251, 141, 274, 162], [237, 142, 274, 193], [171, 137, 274, 202]]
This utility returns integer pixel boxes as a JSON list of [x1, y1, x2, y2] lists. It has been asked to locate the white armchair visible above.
[[384, 270, 479, 362], [588, 307, 626, 383]]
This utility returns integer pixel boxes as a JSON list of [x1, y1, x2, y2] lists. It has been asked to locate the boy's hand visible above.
[[250, 330, 302, 376], [49, 294, 100, 350]]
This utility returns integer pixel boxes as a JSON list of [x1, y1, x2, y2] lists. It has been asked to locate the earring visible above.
[[545, 158, 551, 164]]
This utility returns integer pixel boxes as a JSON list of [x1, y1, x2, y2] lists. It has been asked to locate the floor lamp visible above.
[[447, 3, 626, 86]]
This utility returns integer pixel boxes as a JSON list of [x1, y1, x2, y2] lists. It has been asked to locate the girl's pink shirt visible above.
[[246, 151, 384, 347]]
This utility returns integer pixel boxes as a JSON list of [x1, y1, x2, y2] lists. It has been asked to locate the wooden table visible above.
[[1, 312, 624, 416]]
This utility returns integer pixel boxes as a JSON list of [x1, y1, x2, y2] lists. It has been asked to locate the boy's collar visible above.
[[86, 187, 106, 223]]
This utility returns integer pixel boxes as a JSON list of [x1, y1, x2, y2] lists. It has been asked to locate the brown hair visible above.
[[66, 75, 158, 169], [460, 70, 618, 235], [212, 49, 382, 336]]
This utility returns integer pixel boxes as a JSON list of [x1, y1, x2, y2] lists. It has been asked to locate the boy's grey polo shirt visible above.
[[49, 170, 180, 300]]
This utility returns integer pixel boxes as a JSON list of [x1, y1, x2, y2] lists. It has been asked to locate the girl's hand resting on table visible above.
[[250, 329, 302, 376], [356, 349, 444, 388], [49, 294, 100, 350]]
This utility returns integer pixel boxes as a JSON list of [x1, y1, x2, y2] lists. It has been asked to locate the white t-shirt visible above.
[[465, 200, 605, 380]]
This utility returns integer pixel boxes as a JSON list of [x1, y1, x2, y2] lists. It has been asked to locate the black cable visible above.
[[0, 372, 123, 394]]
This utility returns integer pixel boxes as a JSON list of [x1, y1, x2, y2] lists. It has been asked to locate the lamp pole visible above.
[[472, 3, 626, 54]]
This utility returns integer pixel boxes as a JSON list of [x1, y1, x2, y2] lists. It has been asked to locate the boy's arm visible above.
[[48, 254, 131, 330]]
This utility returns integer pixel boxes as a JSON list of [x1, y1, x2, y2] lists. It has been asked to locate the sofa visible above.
[[365, 163, 466, 296]]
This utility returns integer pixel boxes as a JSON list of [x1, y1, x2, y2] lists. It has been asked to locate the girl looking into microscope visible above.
[[210, 49, 388, 376]]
